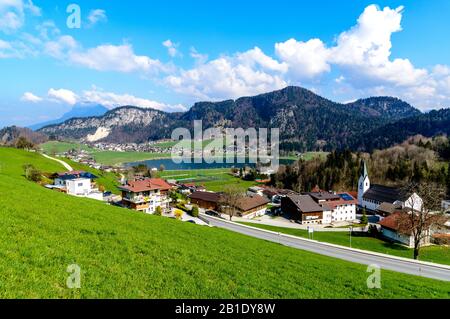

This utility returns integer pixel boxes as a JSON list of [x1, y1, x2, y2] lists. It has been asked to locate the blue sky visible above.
[[1, 0, 450, 127]]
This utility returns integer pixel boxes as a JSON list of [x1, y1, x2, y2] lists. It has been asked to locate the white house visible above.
[[118, 178, 172, 214], [358, 161, 423, 213], [379, 213, 432, 248], [307, 191, 357, 224], [50, 171, 104, 201]]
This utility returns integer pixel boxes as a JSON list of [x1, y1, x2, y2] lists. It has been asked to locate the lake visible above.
[[124, 157, 295, 170]]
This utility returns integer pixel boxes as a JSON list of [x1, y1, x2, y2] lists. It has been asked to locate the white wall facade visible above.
[[361, 198, 381, 211], [241, 207, 267, 219], [66, 178, 92, 196], [404, 193, 423, 212], [331, 204, 356, 223], [358, 175, 370, 207]]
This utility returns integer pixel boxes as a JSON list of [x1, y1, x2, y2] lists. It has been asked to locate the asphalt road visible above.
[[201, 214, 450, 282]]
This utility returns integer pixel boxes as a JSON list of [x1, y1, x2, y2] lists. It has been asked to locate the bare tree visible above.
[[220, 185, 244, 221], [398, 182, 448, 260]]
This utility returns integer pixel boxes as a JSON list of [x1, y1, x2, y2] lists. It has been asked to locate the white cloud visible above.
[[0, 0, 41, 33], [330, 5, 428, 88], [164, 4, 450, 110], [190, 47, 208, 65], [275, 38, 330, 79], [21, 91, 42, 102], [35, 86, 186, 112], [69, 43, 165, 73], [44, 35, 78, 58], [81, 88, 187, 112], [87, 9, 107, 27], [162, 39, 180, 58], [48, 88, 78, 105], [165, 47, 287, 100], [24, 0, 40, 16]]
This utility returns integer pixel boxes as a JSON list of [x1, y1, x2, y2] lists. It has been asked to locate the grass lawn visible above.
[[0, 147, 449, 298], [91, 151, 172, 166], [158, 168, 258, 192], [40, 141, 93, 154], [238, 222, 450, 266]]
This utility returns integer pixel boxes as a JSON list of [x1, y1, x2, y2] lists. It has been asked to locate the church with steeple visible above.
[[357, 160, 423, 213]]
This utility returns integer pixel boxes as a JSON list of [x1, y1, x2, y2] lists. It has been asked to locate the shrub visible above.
[[23, 164, 42, 182], [191, 205, 199, 218], [368, 225, 380, 238], [16, 137, 34, 150], [174, 209, 183, 220], [155, 206, 162, 216]]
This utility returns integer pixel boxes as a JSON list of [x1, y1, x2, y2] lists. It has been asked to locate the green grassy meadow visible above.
[[158, 168, 258, 192], [239, 222, 450, 265], [0, 147, 449, 298], [91, 151, 172, 166]]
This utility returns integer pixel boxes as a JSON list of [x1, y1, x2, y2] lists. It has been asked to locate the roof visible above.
[[379, 213, 403, 232], [118, 178, 172, 193], [189, 191, 221, 203], [307, 192, 341, 201], [286, 194, 324, 213], [56, 171, 98, 180], [235, 195, 270, 212], [377, 202, 397, 214], [363, 184, 407, 204], [319, 192, 358, 210], [360, 160, 368, 179]]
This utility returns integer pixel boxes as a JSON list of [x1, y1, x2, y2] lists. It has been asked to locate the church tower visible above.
[[358, 160, 370, 207]]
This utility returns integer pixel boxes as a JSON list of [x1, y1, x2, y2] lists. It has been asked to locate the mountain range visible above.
[[29, 104, 109, 131], [36, 86, 449, 152]]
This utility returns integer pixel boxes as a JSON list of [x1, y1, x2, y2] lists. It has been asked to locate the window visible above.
[[78, 183, 83, 187]]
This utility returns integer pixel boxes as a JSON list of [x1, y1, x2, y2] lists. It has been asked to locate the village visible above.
[[43, 153, 450, 250]]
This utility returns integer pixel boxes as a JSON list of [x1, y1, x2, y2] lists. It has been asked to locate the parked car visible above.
[[205, 210, 221, 218]]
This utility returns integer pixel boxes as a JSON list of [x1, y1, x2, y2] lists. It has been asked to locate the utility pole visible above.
[[349, 226, 353, 248]]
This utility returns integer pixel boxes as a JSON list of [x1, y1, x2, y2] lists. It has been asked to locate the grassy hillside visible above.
[[0, 147, 449, 298], [40, 141, 93, 154], [239, 223, 450, 265]]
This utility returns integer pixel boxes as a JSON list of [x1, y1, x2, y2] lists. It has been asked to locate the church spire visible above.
[[360, 160, 368, 179]]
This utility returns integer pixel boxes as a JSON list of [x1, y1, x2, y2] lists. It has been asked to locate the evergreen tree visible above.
[[361, 207, 368, 225]]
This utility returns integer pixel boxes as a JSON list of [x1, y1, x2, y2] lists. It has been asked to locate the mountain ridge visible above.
[[37, 86, 436, 151]]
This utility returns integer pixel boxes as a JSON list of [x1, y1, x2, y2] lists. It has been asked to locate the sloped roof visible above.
[[118, 178, 172, 193], [56, 171, 98, 180], [363, 184, 407, 203], [189, 191, 221, 203], [286, 194, 324, 213], [235, 195, 270, 212], [377, 202, 397, 214]]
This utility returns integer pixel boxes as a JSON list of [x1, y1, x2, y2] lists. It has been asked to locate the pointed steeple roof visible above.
[[360, 160, 368, 179]]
